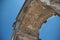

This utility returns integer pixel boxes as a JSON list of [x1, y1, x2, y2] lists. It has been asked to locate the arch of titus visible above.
[[11, 0, 60, 40]]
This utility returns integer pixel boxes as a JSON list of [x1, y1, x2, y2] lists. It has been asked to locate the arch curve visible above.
[[12, 0, 60, 40]]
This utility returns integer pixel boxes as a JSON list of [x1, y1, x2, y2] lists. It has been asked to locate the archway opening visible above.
[[39, 15, 60, 40]]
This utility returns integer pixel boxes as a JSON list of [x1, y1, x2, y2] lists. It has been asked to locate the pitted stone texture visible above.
[[12, 0, 60, 40]]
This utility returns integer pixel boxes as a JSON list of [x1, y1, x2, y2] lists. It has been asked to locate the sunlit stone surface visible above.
[[12, 0, 60, 40]]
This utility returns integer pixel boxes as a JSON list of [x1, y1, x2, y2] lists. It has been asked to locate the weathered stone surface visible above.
[[11, 0, 60, 40]]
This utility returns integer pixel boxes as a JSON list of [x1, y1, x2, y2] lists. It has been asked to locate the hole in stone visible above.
[[39, 15, 60, 40]]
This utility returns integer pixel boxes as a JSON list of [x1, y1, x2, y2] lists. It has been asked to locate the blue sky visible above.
[[0, 0, 25, 40], [39, 15, 60, 40]]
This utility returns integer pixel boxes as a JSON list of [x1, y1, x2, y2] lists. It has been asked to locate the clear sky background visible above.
[[39, 15, 60, 40], [0, 0, 60, 40], [0, 0, 25, 40]]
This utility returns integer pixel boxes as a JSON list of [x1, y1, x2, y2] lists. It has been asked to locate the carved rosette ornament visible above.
[[11, 0, 60, 40]]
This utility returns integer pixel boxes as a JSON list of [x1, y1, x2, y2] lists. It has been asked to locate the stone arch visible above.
[[12, 0, 60, 40]]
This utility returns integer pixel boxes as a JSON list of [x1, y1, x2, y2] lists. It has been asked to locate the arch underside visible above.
[[12, 0, 60, 40]]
